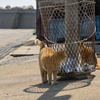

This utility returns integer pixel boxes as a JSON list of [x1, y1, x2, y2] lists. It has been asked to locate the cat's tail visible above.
[[96, 64, 100, 69], [35, 39, 45, 50], [95, 53, 100, 69]]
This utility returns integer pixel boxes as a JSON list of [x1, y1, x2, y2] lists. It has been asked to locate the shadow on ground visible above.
[[23, 40, 35, 46], [23, 74, 95, 100]]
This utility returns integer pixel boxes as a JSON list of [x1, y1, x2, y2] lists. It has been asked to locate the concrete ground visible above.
[[0, 29, 34, 48], [0, 29, 35, 60], [0, 29, 100, 100], [10, 35, 39, 56], [0, 58, 100, 100]]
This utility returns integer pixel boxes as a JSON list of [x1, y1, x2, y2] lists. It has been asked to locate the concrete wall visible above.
[[0, 7, 36, 29], [0, 10, 17, 28], [18, 10, 36, 29]]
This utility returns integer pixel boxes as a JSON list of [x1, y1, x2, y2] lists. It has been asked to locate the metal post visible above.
[[65, 0, 80, 64], [36, 1, 41, 38]]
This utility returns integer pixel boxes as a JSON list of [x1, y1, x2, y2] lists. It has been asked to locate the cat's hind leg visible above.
[[47, 71, 52, 84], [40, 68, 45, 83], [39, 61, 46, 83], [53, 70, 58, 85], [44, 71, 48, 83]]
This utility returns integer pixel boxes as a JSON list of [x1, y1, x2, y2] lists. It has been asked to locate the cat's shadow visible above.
[[23, 74, 95, 100]]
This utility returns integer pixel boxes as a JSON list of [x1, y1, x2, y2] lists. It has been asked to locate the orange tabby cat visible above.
[[35, 39, 66, 85], [80, 42, 100, 69]]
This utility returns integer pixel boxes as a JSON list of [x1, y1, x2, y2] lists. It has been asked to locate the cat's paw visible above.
[[43, 80, 48, 83], [53, 82, 58, 85], [48, 82, 51, 85]]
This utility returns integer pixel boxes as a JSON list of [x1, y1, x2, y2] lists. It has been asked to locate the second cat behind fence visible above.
[[35, 39, 66, 85], [79, 42, 100, 69]]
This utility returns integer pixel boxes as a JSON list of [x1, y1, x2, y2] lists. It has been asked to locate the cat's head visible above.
[[58, 49, 67, 60], [79, 41, 85, 47], [79, 41, 86, 51]]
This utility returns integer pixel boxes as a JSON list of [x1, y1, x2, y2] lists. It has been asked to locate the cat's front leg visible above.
[[53, 71, 58, 85]]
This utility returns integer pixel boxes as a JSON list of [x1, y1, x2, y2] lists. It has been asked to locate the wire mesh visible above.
[[37, 0, 96, 75]]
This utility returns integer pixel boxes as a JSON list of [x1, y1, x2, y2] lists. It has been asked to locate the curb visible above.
[[0, 32, 33, 60]]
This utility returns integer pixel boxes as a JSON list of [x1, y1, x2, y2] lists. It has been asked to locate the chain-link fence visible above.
[[37, 0, 96, 75]]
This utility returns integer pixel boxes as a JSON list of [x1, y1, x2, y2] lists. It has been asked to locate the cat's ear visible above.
[[80, 41, 84, 46], [60, 49, 63, 51], [63, 50, 66, 52], [61, 50, 66, 53]]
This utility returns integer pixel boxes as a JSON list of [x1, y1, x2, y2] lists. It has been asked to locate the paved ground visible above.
[[10, 35, 40, 56], [0, 58, 100, 100], [0, 29, 35, 59], [0, 29, 34, 48], [0, 29, 100, 100]]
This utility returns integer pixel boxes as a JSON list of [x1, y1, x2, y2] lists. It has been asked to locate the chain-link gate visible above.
[[37, 0, 96, 76]]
